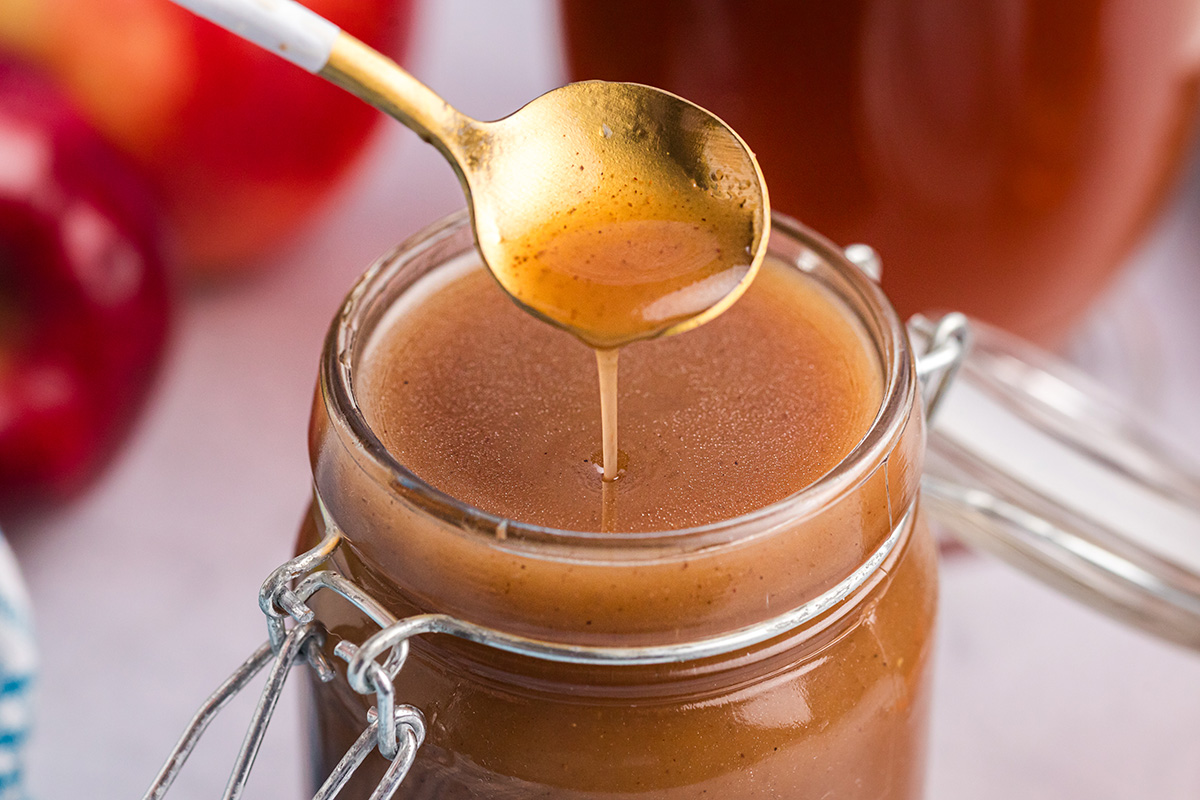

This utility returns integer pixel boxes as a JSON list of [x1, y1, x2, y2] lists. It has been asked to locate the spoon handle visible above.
[[171, 0, 475, 163], [171, 0, 338, 73]]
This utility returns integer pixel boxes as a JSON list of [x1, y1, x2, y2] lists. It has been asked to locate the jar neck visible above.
[[309, 211, 922, 649]]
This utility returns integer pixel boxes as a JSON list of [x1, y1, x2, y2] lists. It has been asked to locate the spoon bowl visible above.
[[176, 0, 769, 346], [471, 80, 769, 347]]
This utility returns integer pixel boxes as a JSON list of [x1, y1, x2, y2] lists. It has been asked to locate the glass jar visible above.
[[141, 211, 1200, 800], [301, 211, 934, 797]]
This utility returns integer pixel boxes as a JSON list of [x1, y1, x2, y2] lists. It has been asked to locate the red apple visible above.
[[0, 62, 171, 514], [0, 0, 413, 274]]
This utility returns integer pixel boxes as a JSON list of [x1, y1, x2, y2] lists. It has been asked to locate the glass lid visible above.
[[896, 285, 1200, 649]]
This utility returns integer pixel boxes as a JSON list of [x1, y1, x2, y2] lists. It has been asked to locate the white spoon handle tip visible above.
[[171, 0, 339, 73]]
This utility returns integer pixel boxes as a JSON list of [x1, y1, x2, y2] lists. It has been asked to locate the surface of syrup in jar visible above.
[[357, 253, 879, 532]]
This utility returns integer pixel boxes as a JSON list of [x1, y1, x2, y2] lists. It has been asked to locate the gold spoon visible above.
[[171, 0, 770, 348]]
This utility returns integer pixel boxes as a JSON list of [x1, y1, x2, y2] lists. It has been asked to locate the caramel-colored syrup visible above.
[[487, 182, 757, 486], [490, 188, 755, 349], [358, 253, 879, 532], [311, 228, 932, 798], [594, 348, 619, 482]]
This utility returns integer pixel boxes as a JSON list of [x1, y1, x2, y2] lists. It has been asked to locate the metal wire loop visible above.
[[143, 642, 275, 800], [259, 523, 342, 652], [313, 706, 426, 800], [910, 312, 972, 422], [143, 616, 425, 799], [293, 569, 409, 679], [146, 498, 429, 799], [222, 622, 325, 800], [149, 477, 915, 798], [369, 666, 400, 759], [843, 243, 882, 282], [259, 519, 414, 760], [342, 502, 915, 697], [142, 622, 323, 800]]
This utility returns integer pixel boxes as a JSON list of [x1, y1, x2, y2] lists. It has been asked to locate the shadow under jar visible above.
[[561, 0, 1200, 345], [300, 212, 937, 798]]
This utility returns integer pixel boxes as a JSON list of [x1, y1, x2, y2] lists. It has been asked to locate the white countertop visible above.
[[8, 2, 1200, 797]]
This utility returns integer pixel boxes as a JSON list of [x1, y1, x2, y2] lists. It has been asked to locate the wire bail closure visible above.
[[849, 242, 1200, 650], [143, 480, 923, 799], [142, 502, 427, 800]]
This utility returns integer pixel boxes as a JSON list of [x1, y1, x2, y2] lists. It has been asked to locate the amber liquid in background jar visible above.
[[562, 0, 1200, 345], [302, 216, 936, 797]]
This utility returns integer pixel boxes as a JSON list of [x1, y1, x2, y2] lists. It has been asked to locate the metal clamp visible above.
[[142, 517, 426, 800], [908, 312, 971, 422], [144, 622, 332, 800], [918, 315, 1200, 651], [145, 464, 919, 799], [313, 706, 425, 800]]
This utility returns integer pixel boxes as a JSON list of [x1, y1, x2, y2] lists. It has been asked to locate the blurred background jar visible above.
[[561, 0, 1200, 346]]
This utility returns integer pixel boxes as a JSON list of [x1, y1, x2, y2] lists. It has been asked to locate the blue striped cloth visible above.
[[0, 533, 33, 800]]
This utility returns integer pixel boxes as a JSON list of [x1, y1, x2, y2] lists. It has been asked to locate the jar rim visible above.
[[320, 209, 918, 554]]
